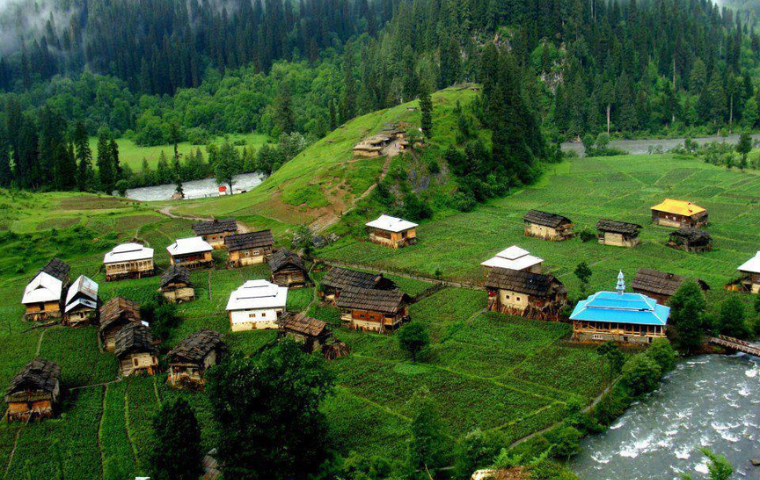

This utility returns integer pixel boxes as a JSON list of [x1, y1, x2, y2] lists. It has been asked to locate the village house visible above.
[[104, 243, 155, 281], [335, 286, 410, 333], [99, 297, 142, 351], [570, 272, 670, 344], [668, 227, 713, 253], [21, 258, 71, 321], [191, 218, 239, 249], [353, 135, 392, 157], [737, 251, 760, 294], [596, 220, 643, 248], [523, 210, 575, 241], [115, 323, 158, 377], [366, 214, 418, 248], [278, 312, 332, 353], [226, 279, 288, 332], [269, 249, 311, 288], [321, 267, 397, 302], [159, 265, 195, 303], [64, 275, 99, 326], [225, 230, 275, 267], [167, 330, 226, 388], [166, 237, 214, 269], [5, 358, 62, 422], [651, 199, 708, 228], [631, 268, 708, 305], [485, 268, 567, 320], [481, 246, 543, 274]]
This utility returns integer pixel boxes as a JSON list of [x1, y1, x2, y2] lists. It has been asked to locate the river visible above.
[[124, 172, 266, 201], [561, 133, 760, 156], [570, 354, 760, 480]]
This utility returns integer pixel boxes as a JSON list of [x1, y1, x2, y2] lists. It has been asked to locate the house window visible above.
[[505, 295, 511, 299], [249, 313, 257, 318], [253, 250, 260, 255], [516, 297, 521, 302], [133, 358, 139, 366], [592, 334, 603, 340]]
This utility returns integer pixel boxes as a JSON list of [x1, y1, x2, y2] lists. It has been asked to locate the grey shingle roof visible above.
[[160, 265, 192, 289], [279, 312, 329, 337], [192, 218, 238, 236], [670, 227, 712, 246], [99, 297, 141, 332], [596, 219, 643, 235], [5, 358, 62, 400], [114, 323, 156, 358], [167, 330, 226, 364], [37, 258, 70, 283], [523, 210, 572, 228], [485, 268, 566, 298], [335, 286, 409, 314], [322, 267, 396, 291], [224, 230, 274, 252], [269, 249, 305, 273]]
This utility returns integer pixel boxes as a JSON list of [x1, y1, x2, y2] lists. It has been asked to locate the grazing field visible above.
[[320, 154, 760, 298], [89, 132, 270, 172]]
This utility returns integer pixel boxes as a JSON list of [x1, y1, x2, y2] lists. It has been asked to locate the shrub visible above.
[[544, 425, 582, 458], [454, 429, 498, 478], [621, 354, 662, 397], [645, 338, 677, 374], [578, 228, 596, 243]]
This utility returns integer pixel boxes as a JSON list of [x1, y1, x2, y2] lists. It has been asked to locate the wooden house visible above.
[[64, 275, 99, 326], [104, 243, 155, 281], [159, 265, 195, 303], [99, 297, 142, 351], [5, 358, 62, 422], [631, 268, 709, 305], [225, 230, 274, 267], [115, 323, 158, 377], [226, 279, 288, 332], [365, 214, 418, 248], [321, 267, 397, 302], [668, 227, 713, 253], [278, 312, 332, 353], [353, 135, 392, 157], [191, 218, 238, 249], [485, 268, 567, 320], [269, 249, 311, 288], [523, 210, 574, 241], [335, 286, 410, 333], [596, 220, 643, 248], [481, 246, 543, 274], [570, 272, 670, 344], [651, 199, 708, 228], [167, 330, 226, 388], [22, 272, 64, 321], [737, 252, 760, 294], [166, 237, 214, 269]]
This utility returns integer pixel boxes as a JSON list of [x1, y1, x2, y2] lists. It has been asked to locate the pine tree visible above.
[[0, 124, 12, 187], [96, 132, 115, 193], [150, 399, 203, 480], [73, 122, 92, 192], [419, 81, 433, 139]]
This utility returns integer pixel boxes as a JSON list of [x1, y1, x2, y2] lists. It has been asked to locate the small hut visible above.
[[481, 246, 543, 274], [737, 251, 760, 294], [166, 237, 214, 269], [99, 297, 142, 351], [64, 275, 99, 326], [115, 323, 158, 377], [167, 330, 226, 388], [278, 312, 332, 353], [523, 210, 574, 241], [191, 218, 238, 249], [630, 268, 710, 305], [485, 268, 567, 320], [335, 287, 410, 333], [668, 227, 713, 253], [596, 220, 643, 248], [5, 358, 62, 422], [365, 215, 418, 248], [651, 199, 708, 228], [104, 243, 155, 281], [226, 280, 288, 331], [159, 265, 195, 303], [269, 249, 311, 288], [321, 267, 397, 302], [353, 135, 392, 157], [225, 230, 275, 267], [22, 272, 64, 321]]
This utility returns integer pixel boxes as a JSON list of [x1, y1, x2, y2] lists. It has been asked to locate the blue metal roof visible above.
[[570, 291, 670, 326]]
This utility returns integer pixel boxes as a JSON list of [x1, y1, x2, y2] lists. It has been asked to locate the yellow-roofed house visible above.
[[650, 199, 708, 228]]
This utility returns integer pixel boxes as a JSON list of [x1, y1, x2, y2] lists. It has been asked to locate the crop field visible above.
[[319, 154, 760, 299], [89, 132, 270, 172]]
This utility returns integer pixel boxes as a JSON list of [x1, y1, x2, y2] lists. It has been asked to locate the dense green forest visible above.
[[1, 0, 760, 192]]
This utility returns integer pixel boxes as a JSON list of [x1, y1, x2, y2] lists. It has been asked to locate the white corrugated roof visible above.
[[481, 245, 543, 271], [738, 251, 760, 274], [226, 279, 288, 311], [365, 214, 418, 232], [65, 297, 98, 313], [104, 243, 154, 264], [167, 237, 213, 257], [22, 272, 63, 304], [66, 275, 99, 305]]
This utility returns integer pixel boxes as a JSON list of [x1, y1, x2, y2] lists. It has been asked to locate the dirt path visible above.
[[157, 205, 213, 222], [318, 258, 483, 290]]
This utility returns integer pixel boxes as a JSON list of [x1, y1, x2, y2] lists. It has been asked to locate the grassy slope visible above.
[[170, 86, 479, 227], [89, 132, 269, 172]]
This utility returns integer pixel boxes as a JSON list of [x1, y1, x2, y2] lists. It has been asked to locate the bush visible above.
[[578, 228, 596, 243], [397, 323, 430, 362], [621, 354, 662, 397], [454, 429, 498, 478], [544, 425, 582, 458], [645, 338, 677, 374]]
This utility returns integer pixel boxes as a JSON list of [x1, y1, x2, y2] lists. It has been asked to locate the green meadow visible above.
[[88, 132, 270, 172]]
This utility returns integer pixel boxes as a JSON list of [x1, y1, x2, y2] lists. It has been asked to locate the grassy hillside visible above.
[[89, 132, 269, 172], [170, 85, 480, 228]]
